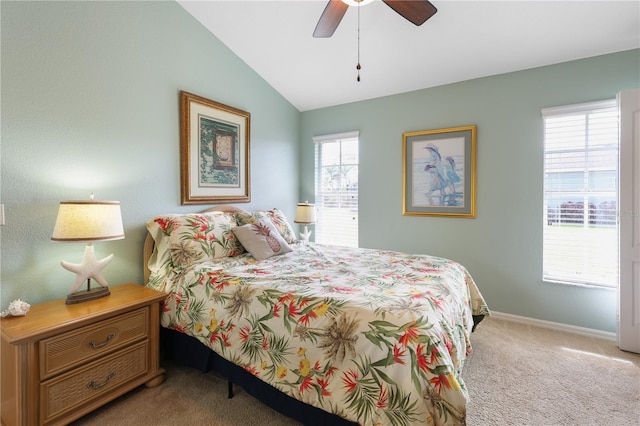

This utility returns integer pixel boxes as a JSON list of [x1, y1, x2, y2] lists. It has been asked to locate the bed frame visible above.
[[143, 206, 357, 425]]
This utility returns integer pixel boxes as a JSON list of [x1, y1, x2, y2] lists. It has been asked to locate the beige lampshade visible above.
[[294, 202, 316, 224], [52, 201, 125, 242]]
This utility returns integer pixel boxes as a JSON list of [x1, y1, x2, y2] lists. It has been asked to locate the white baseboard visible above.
[[489, 311, 617, 342]]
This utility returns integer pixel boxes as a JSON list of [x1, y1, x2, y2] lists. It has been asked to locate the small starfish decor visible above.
[[61, 243, 113, 294]]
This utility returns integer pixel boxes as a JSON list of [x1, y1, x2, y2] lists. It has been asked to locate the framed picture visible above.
[[180, 91, 251, 205], [402, 125, 476, 218]]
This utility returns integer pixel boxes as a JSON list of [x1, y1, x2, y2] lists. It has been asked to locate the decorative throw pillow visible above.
[[235, 208, 297, 244], [146, 212, 244, 273], [232, 219, 292, 260]]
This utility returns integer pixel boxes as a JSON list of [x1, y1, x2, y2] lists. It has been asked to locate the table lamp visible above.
[[51, 195, 124, 304], [294, 201, 316, 243]]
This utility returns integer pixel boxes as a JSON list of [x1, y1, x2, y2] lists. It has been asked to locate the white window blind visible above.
[[542, 99, 619, 288], [313, 132, 359, 247]]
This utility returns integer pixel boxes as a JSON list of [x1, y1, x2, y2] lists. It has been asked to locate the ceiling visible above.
[[178, 1, 640, 112]]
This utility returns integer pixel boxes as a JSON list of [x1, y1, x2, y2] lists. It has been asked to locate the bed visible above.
[[143, 205, 489, 426]]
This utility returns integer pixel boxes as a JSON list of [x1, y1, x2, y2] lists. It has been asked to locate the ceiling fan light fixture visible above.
[[341, 0, 375, 7]]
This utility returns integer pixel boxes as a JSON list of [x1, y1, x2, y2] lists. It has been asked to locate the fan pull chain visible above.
[[356, 1, 361, 82]]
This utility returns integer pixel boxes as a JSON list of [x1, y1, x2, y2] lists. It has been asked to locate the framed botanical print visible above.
[[180, 91, 250, 205]]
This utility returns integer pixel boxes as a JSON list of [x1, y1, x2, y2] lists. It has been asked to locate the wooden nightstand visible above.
[[0, 283, 166, 426]]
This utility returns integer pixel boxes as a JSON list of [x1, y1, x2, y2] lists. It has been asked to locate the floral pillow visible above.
[[235, 208, 297, 244], [146, 212, 244, 277], [232, 219, 292, 260]]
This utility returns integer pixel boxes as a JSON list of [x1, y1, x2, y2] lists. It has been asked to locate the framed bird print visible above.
[[402, 125, 476, 218]]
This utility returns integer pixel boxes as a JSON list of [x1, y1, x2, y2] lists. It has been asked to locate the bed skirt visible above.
[[160, 327, 358, 426]]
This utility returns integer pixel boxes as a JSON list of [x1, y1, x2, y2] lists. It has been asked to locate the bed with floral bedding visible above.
[[144, 206, 489, 426]]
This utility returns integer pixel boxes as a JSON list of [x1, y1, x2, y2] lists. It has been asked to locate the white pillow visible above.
[[232, 219, 292, 260]]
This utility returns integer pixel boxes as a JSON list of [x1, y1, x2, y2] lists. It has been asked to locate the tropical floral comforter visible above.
[[148, 243, 489, 426]]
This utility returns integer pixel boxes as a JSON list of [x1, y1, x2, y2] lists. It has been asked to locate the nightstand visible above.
[[0, 283, 166, 426]]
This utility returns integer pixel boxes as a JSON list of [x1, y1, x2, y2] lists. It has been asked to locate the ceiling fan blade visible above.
[[382, 0, 437, 26], [313, 0, 349, 38]]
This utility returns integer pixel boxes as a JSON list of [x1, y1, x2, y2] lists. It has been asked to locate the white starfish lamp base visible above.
[[299, 225, 312, 243], [61, 243, 112, 304]]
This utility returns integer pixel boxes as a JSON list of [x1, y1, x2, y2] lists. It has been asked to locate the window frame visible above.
[[313, 131, 359, 248], [541, 99, 619, 289]]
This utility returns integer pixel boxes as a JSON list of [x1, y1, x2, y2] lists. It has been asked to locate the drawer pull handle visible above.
[[87, 371, 115, 389], [87, 332, 116, 349]]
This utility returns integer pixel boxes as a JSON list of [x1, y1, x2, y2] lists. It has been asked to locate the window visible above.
[[542, 99, 619, 288], [313, 132, 359, 247]]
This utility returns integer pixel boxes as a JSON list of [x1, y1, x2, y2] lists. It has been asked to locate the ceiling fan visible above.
[[313, 0, 437, 38]]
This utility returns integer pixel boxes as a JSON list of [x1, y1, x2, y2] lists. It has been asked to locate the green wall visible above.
[[2, 0, 638, 333], [301, 49, 640, 332], [1, 1, 300, 306]]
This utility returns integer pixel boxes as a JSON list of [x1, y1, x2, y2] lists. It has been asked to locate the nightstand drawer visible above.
[[39, 307, 149, 379], [40, 340, 149, 424]]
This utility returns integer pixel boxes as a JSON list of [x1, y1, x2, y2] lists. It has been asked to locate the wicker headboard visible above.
[[142, 205, 249, 284]]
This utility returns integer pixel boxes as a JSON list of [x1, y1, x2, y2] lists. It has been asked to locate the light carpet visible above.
[[71, 317, 639, 425]]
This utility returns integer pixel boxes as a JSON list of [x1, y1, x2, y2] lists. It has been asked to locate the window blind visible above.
[[313, 132, 359, 247], [542, 99, 619, 288]]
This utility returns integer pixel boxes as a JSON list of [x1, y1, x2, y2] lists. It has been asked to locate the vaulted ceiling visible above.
[[178, 1, 640, 111]]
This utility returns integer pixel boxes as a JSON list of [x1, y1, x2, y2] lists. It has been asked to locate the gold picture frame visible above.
[[402, 125, 476, 218], [180, 91, 251, 205]]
